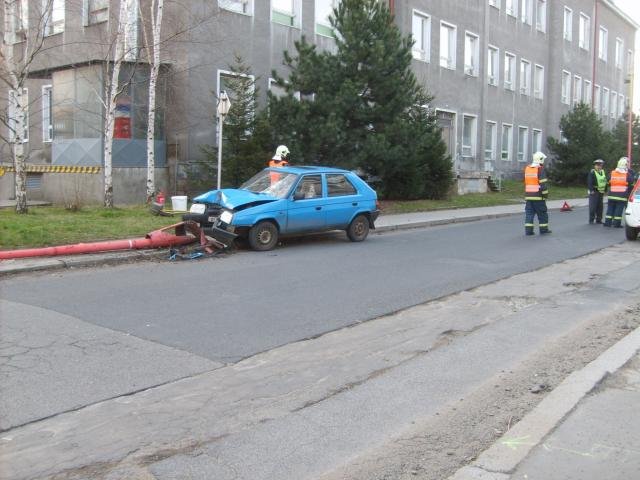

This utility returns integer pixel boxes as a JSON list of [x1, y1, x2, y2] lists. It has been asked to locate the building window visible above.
[[603, 87, 610, 116], [219, 0, 253, 15], [501, 124, 513, 161], [520, 0, 531, 25], [485, 121, 497, 161], [563, 7, 572, 41], [533, 64, 544, 99], [412, 10, 431, 62], [4, 0, 28, 43], [440, 22, 457, 70], [598, 26, 608, 61], [579, 13, 590, 50], [316, 0, 337, 36], [42, 85, 53, 143], [618, 94, 625, 117], [462, 114, 477, 157], [535, 0, 546, 32], [520, 59, 531, 95], [464, 32, 479, 76], [504, 52, 516, 90], [572, 75, 582, 106], [561, 70, 571, 105], [506, 0, 517, 17], [487, 45, 499, 86], [615, 38, 624, 69], [272, 0, 300, 28], [43, 0, 65, 36], [85, 0, 108, 25], [594, 84, 601, 114], [532, 129, 542, 153], [611, 91, 617, 118], [8, 88, 29, 143], [517, 126, 528, 162], [627, 49, 634, 75], [583, 80, 592, 105]]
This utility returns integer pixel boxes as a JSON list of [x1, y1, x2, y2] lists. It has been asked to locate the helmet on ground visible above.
[[617, 157, 628, 169], [275, 145, 290, 159], [594, 158, 604, 164], [532, 151, 547, 166]]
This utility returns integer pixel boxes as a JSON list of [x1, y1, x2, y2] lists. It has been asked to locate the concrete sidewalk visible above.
[[0, 198, 588, 276]]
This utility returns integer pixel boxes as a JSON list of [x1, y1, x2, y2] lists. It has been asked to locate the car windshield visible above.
[[239, 170, 298, 199]]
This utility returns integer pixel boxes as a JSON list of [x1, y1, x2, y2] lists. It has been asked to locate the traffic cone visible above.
[[561, 201, 572, 212]]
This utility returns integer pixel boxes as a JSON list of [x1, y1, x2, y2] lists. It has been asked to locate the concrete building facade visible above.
[[0, 0, 637, 204]]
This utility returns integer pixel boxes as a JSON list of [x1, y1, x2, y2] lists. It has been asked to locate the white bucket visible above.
[[171, 195, 188, 211]]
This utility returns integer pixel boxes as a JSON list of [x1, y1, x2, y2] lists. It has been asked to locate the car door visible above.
[[285, 174, 326, 233], [324, 173, 362, 229]]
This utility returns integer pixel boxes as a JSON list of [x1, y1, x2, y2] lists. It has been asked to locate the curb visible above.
[[447, 325, 640, 479]]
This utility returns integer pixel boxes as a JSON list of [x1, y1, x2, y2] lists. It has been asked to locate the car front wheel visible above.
[[347, 214, 370, 242], [625, 225, 639, 241], [248, 221, 279, 251]]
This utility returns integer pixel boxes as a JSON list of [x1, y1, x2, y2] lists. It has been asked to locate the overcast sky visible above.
[[612, 0, 640, 111]]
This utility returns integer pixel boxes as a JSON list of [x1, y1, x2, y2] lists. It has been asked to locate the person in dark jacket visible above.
[[587, 158, 607, 224]]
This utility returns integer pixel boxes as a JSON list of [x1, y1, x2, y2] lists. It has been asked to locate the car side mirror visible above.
[[293, 191, 305, 200]]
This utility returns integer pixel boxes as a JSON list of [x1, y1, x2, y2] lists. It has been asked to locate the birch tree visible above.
[[140, 0, 163, 203], [0, 0, 50, 213]]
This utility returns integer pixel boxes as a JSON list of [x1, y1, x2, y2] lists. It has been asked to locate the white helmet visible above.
[[532, 151, 547, 165], [617, 157, 628, 169], [275, 145, 290, 159]]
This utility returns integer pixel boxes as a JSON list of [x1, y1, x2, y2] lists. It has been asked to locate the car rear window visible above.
[[327, 174, 357, 197]]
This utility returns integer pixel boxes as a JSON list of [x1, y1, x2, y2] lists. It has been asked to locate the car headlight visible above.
[[190, 203, 206, 214], [220, 210, 233, 224]]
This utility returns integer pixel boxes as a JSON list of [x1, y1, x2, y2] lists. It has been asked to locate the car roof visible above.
[[272, 165, 352, 175]]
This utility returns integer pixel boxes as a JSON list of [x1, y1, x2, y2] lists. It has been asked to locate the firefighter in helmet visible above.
[[524, 151, 551, 235]]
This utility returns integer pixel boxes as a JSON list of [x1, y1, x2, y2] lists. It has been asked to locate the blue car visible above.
[[184, 166, 380, 251]]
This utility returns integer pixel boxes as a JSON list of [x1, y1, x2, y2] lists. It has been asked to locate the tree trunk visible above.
[[146, 0, 164, 203], [104, 1, 129, 208]]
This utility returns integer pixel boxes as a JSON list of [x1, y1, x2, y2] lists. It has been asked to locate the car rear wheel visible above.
[[248, 221, 279, 251], [347, 214, 370, 242], [625, 225, 639, 241]]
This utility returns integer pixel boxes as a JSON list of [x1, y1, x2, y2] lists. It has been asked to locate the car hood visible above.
[[193, 189, 278, 209]]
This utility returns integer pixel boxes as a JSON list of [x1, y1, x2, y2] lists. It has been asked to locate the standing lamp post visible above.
[[216, 91, 231, 190]]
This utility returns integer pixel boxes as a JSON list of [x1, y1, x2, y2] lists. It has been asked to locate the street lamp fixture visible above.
[[216, 90, 231, 190]]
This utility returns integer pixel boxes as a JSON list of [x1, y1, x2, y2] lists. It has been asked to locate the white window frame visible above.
[[561, 70, 571, 105], [412, 10, 431, 63], [219, 0, 253, 15], [610, 90, 617, 118], [532, 128, 542, 153], [8, 88, 29, 143], [572, 75, 582, 106], [517, 126, 529, 162], [520, 58, 531, 95], [4, 0, 28, 43], [315, 0, 337, 36], [533, 64, 544, 99], [462, 114, 477, 157], [615, 38, 624, 69], [271, 0, 301, 28], [501, 123, 513, 161], [563, 7, 573, 41], [618, 93, 625, 117], [83, 0, 109, 25], [464, 31, 480, 76], [603, 87, 610, 116], [535, 0, 546, 32], [217, 69, 255, 138], [627, 49, 634, 75], [579, 13, 590, 51], [506, 0, 517, 17], [42, 85, 53, 143], [583, 79, 592, 105], [487, 45, 499, 86], [439, 21, 457, 70], [520, 0, 531, 25], [504, 51, 516, 91], [598, 26, 608, 61], [485, 120, 497, 161], [43, 0, 65, 36], [594, 84, 601, 114]]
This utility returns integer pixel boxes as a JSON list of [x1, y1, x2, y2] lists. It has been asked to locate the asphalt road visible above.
[[0, 207, 626, 364]]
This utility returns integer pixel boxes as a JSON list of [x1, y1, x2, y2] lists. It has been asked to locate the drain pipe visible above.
[[0, 222, 197, 260]]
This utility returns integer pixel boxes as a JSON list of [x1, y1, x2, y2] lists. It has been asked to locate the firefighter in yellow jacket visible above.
[[524, 151, 551, 235]]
